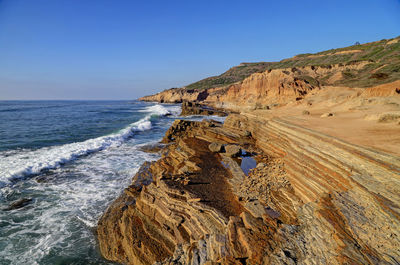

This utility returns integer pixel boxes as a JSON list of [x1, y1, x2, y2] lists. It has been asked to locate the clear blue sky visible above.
[[0, 0, 399, 100]]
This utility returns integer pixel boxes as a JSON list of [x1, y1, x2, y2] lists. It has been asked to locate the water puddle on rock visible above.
[[240, 156, 257, 175]]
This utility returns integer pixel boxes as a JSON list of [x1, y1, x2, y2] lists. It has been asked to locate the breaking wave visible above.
[[0, 104, 172, 185]]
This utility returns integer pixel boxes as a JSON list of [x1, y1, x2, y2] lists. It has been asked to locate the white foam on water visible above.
[[139, 104, 181, 116], [139, 104, 170, 116], [0, 102, 178, 264], [0, 104, 172, 186], [0, 140, 161, 264], [165, 104, 182, 116]]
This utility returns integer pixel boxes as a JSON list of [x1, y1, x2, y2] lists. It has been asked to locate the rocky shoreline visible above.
[[97, 102, 400, 264]]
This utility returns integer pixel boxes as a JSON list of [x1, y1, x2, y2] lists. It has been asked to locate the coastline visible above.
[[97, 99, 400, 264], [0, 101, 184, 264], [3, 4, 400, 264]]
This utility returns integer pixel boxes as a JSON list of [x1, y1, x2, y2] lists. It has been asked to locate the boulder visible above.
[[209, 142, 224, 153], [138, 143, 165, 153], [4, 198, 33, 211], [224, 145, 242, 157], [162, 120, 198, 143]]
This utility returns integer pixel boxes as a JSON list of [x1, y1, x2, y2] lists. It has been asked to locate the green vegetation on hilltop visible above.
[[185, 36, 400, 90], [185, 62, 273, 90]]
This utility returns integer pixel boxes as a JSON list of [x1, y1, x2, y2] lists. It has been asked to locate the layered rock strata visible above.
[[180, 102, 227, 117], [97, 113, 400, 265], [140, 67, 319, 110]]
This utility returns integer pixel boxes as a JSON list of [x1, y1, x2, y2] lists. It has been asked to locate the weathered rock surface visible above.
[[139, 143, 166, 153], [223, 145, 241, 158], [107, 37, 400, 264], [208, 142, 224, 153], [140, 67, 320, 110], [139, 87, 200, 103], [97, 112, 400, 265], [180, 102, 227, 117]]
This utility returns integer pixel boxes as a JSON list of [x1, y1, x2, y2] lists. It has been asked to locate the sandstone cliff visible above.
[[140, 62, 400, 111], [140, 36, 400, 110]]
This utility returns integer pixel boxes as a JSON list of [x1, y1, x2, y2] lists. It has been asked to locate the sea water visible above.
[[0, 100, 188, 265]]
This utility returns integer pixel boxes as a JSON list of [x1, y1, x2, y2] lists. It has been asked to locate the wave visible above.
[[0, 104, 171, 185], [139, 104, 181, 116]]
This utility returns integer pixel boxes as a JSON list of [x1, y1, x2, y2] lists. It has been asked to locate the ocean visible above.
[[0, 100, 187, 264]]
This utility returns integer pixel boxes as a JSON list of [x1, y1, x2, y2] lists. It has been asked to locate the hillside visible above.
[[140, 36, 400, 110], [183, 36, 400, 91], [185, 62, 273, 90]]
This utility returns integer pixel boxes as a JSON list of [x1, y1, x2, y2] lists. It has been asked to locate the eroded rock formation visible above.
[[180, 102, 227, 117], [97, 112, 400, 264]]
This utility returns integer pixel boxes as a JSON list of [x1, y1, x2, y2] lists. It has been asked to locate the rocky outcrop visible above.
[[140, 67, 318, 109], [180, 102, 227, 117], [212, 68, 318, 110], [3, 198, 33, 211], [223, 145, 241, 157], [208, 142, 224, 153], [363, 80, 400, 97], [97, 119, 247, 264], [140, 88, 203, 103], [97, 112, 400, 264], [104, 37, 400, 264]]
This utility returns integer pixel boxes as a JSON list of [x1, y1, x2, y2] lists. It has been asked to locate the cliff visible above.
[[140, 62, 400, 111], [140, 36, 400, 110]]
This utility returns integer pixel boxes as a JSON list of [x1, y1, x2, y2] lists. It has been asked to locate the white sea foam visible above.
[[0, 104, 170, 185], [139, 104, 181, 116], [139, 104, 170, 115], [0, 143, 161, 264], [165, 105, 182, 115], [0, 102, 175, 264]]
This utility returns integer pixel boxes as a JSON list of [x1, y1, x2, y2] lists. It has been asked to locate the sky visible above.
[[0, 0, 399, 100]]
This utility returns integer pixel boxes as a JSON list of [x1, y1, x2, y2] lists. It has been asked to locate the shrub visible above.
[[369, 73, 389, 80]]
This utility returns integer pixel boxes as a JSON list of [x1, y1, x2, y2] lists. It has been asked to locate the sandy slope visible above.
[[246, 83, 400, 155]]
